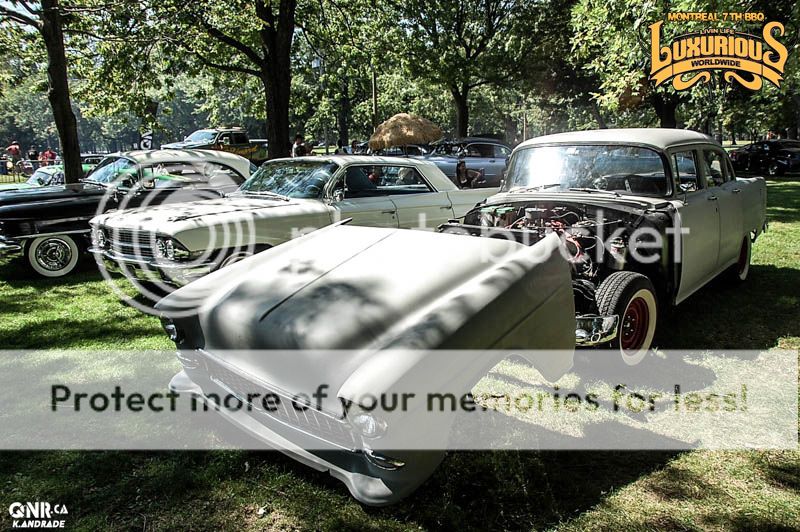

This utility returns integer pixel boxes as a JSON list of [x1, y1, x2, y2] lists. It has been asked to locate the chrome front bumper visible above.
[[168, 368, 414, 506], [0, 236, 22, 257], [89, 247, 214, 286], [575, 314, 619, 347]]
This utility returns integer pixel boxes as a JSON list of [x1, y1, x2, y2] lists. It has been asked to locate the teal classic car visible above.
[[0, 163, 94, 191]]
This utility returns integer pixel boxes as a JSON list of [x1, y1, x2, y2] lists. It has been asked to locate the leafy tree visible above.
[[0, 0, 82, 182], [389, 0, 533, 137]]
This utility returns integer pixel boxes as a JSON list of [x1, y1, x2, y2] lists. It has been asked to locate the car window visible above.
[[701, 149, 728, 187], [494, 145, 511, 158], [232, 132, 248, 145], [240, 160, 337, 198], [84, 157, 138, 185], [672, 150, 701, 192], [376, 166, 432, 194], [466, 144, 495, 158], [140, 161, 244, 189]]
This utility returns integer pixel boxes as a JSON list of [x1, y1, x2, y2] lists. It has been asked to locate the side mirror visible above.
[[331, 189, 345, 203]]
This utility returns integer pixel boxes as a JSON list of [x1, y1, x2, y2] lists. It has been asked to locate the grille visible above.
[[201, 355, 357, 449], [107, 228, 156, 259]]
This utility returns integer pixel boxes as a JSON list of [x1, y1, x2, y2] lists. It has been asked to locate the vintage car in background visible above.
[[419, 137, 512, 186], [90, 156, 497, 287], [0, 163, 95, 191], [153, 128, 767, 505], [0, 150, 251, 278], [373, 144, 430, 157], [728, 139, 800, 176], [162, 127, 269, 164]]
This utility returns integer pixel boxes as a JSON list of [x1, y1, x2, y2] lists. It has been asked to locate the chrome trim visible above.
[[575, 314, 619, 346], [363, 448, 406, 470]]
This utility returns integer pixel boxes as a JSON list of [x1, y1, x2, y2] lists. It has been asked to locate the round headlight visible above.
[[155, 238, 175, 260], [155, 238, 167, 259], [164, 239, 175, 260], [94, 228, 106, 248], [350, 411, 387, 438]]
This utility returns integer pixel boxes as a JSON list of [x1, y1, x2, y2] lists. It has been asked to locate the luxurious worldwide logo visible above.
[[649, 12, 788, 91]]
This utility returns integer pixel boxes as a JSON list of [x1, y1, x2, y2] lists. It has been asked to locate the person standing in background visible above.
[[41, 146, 57, 165], [292, 134, 306, 157]]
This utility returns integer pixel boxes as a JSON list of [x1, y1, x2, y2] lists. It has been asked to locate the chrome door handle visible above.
[[732, 188, 741, 193], [708, 195, 718, 201], [440, 206, 452, 210], [381, 210, 396, 214]]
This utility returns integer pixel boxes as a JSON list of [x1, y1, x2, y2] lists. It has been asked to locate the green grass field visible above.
[[0, 180, 798, 531]]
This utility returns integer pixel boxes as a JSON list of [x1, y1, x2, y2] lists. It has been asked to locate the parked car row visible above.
[[728, 138, 800, 176], [0, 149, 251, 277], [0, 129, 768, 507]]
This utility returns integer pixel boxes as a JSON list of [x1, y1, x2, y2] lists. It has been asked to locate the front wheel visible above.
[[596, 271, 658, 365], [26, 235, 80, 278]]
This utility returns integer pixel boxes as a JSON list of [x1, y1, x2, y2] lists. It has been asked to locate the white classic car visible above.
[[154, 129, 768, 506], [90, 156, 496, 286]]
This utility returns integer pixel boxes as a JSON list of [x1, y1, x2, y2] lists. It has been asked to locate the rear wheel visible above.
[[26, 235, 80, 278], [596, 271, 658, 366], [727, 235, 751, 283]]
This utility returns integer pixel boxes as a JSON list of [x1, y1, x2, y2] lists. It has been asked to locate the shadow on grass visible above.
[[655, 264, 800, 350], [0, 448, 680, 531]]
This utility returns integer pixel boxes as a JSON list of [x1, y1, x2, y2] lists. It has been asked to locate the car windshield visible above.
[[186, 130, 217, 142], [505, 144, 670, 197], [237, 160, 339, 199], [83, 157, 138, 185], [27, 168, 57, 186]]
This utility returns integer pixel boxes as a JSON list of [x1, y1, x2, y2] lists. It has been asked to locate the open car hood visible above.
[[157, 224, 576, 401]]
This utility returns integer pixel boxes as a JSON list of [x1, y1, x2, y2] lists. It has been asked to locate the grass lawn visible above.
[[0, 180, 798, 530]]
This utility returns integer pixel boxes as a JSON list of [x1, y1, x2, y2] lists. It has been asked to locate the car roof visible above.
[[267, 155, 456, 191], [113, 149, 246, 165], [105, 149, 253, 175], [518, 128, 715, 150], [438, 137, 508, 145], [277, 155, 432, 166]]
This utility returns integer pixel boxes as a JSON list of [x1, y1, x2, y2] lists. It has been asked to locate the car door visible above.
[[700, 147, 744, 270], [485, 144, 511, 185], [328, 165, 398, 227], [671, 148, 721, 303], [377, 165, 453, 229]]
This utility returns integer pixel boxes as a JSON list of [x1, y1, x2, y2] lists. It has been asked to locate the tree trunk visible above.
[[40, 0, 81, 183], [652, 93, 679, 128], [259, 0, 296, 160], [451, 85, 469, 138], [337, 78, 350, 147], [590, 100, 607, 129], [263, 65, 292, 159]]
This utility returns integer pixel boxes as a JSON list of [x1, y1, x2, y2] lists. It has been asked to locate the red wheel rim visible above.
[[621, 297, 649, 350], [738, 240, 748, 274]]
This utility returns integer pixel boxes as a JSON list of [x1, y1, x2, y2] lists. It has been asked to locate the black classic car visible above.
[[0, 149, 252, 278], [728, 139, 800, 176]]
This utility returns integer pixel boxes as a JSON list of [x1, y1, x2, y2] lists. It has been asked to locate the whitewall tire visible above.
[[26, 235, 80, 278]]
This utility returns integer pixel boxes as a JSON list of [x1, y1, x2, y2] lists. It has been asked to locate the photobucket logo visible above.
[[91, 182, 258, 318]]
